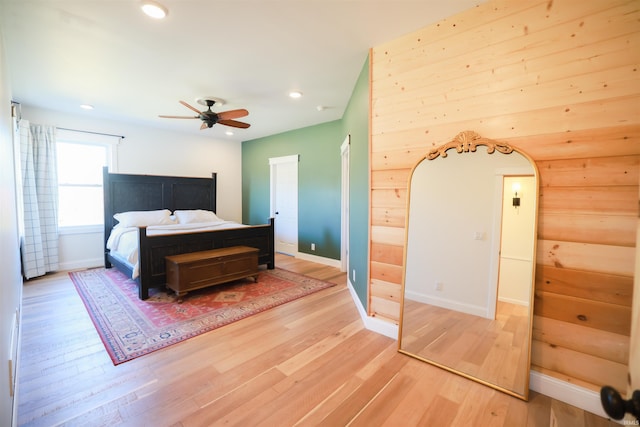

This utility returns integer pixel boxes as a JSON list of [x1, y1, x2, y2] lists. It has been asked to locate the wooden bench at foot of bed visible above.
[[165, 246, 259, 297]]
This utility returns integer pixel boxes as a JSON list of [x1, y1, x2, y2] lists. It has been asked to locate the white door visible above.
[[270, 155, 298, 256], [341, 135, 350, 272]]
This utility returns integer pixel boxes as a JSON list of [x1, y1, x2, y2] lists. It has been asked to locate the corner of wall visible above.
[[346, 277, 398, 340]]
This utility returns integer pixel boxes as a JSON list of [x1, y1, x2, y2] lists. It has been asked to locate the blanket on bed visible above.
[[106, 221, 246, 278]]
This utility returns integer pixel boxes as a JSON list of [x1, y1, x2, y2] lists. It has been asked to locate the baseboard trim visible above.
[[11, 306, 22, 427], [295, 252, 342, 269], [529, 371, 610, 419], [58, 258, 103, 272], [406, 289, 487, 318], [346, 278, 398, 339]]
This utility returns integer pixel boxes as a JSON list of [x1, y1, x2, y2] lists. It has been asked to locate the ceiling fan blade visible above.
[[217, 109, 249, 120], [218, 119, 251, 129], [200, 122, 208, 130], [179, 100, 203, 115], [159, 115, 199, 119]]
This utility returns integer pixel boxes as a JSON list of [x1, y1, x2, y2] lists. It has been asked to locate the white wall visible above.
[[0, 35, 24, 427], [20, 105, 243, 271]]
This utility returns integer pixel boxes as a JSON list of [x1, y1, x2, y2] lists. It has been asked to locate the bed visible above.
[[103, 167, 275, 299]]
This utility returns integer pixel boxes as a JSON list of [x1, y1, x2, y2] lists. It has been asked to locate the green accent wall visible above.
[[242, 120, 343, 259], [340, 57, 370, 309], [242, 56, 370, 309]]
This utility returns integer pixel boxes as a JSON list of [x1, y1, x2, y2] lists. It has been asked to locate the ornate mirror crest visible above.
[[426, 130, 514, 160]]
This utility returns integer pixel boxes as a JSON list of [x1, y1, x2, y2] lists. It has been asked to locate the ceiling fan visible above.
[[159, 99, 250, 130]]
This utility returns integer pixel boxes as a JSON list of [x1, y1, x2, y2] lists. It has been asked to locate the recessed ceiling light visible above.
[[141, 1, 168, 19], [289, 91, 303, 99], [80, 104, 94, 110], [225, 131, 234, 136]]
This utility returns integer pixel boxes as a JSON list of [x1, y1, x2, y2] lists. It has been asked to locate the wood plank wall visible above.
[[369, 0, 640, 393]]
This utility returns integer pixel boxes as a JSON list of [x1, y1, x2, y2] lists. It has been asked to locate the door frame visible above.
[[269, 154, 299, 256], [488, 167, 536, 319], [341, 135, 350, 273]]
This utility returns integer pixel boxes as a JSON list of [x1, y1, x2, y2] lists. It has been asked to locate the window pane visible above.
[[57, 140, 109, 227], [57, 142, 106, 185], [58, 186, 104, 227]]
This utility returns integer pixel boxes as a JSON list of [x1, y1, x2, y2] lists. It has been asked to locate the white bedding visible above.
[[106, 220, 246, 279]]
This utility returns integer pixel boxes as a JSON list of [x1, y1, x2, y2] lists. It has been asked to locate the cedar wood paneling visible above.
[[369, 0, 639, 392]]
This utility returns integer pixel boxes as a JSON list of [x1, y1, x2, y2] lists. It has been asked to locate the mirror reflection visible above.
[[398, 132, 538, 400]]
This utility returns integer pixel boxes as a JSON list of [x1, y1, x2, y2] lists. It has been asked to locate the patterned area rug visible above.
[[70, 267, 335, 365]]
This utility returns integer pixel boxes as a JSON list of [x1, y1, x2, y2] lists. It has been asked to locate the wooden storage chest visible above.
[[165, 246, 259, 296]]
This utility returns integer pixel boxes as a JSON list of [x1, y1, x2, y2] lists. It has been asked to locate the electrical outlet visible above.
[[352, 269, 356, 282], [311, 243, 316, 251], [435, 282, 443, 291]]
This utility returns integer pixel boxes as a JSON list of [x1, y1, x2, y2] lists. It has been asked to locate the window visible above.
[[56, 130, 119, 232]]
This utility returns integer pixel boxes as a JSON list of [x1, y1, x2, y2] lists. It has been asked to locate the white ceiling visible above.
[[0, 0, 483, 142]]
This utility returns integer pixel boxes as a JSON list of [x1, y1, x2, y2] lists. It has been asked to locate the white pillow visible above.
[[113, 209, 174, 227], [173, 209, 221, 224]]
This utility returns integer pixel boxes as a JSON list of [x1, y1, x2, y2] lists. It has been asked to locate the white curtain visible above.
[[19, 120, 59, 279]]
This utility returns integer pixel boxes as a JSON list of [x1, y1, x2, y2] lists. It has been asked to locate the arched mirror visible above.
[[398, 131, 539, 400]]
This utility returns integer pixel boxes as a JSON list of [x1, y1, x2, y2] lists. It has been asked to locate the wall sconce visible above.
[[512, 182, 521, 208]]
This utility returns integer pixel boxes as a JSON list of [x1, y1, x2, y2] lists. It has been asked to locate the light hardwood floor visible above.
[[17, 254, 615, 426], [401, 300, 530, 395]]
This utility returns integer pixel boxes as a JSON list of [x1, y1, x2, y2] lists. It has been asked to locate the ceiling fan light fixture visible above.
[[141, 1, 168, 19], [159, 99, 251, 130], [196, 97, 225, 107]]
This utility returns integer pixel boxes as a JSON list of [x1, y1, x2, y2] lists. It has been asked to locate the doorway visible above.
[[269, 155, 299, 256], [487, 173, 536, 319], [497, 175, 536, 306], [341, 135, 350, 273]]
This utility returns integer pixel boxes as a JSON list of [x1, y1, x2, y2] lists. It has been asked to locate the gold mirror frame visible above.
[[398, 131, 539, 400]]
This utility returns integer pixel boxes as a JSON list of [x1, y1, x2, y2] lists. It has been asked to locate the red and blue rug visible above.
[[70, 267, 335, 365]]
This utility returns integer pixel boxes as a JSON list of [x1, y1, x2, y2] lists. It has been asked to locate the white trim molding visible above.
[[58, 257, 104, 271], [529, 371, 610, 420], [346, 277, 399, 339], [340, 134, 350, 273], [296, 252, 341, 269], [268, 154, 299, 165]]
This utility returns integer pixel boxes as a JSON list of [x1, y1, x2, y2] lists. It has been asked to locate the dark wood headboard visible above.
[[102, 167, 217, 241]]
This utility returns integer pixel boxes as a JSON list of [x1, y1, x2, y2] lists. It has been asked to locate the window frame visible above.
[[56, 129, 120, 234]]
